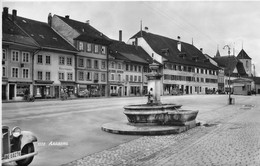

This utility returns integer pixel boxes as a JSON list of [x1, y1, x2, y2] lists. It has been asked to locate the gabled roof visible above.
[[109, 40, 153, 64], [130, 31, 219, 70], [13, 14, 77, 52], [2, 15, 38, 48], [213, 56, 247, 77], [56, 15, 111, 45], [237, 49, 251, 60]]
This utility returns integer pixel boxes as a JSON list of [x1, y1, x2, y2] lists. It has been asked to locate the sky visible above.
[[3, 0, 260, 76]]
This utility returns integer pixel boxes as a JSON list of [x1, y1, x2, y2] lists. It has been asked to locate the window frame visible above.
[[58, 72, 65, 80], [22, 68, 29, 78], [67, 57, 72, 66], [101, 46, 106, 55], [46, 55, 51, 65], [94, 60, 99, 69], [22, 52, 30, 63], [59, 56, 65, 65], [101, 61, 106, 69], [37, 54, 43, 64], [87, 43, 92, 52], [79, 41, 84, 51], [94, 45, 99, 54], [37, 71, 43, 80], [2, 49, 6, 60], [79, 71, 84, 81], [46, 71, 51, 81], [11, 50, 19, 62], [12, 67, 19, 78], [2, 66, 6, 77], [86, 72, 92, 81], [78, 58, 84, 67], [101, 73, 106, 82], [87, 59, 92, 68], [67, 72, 73, 81]]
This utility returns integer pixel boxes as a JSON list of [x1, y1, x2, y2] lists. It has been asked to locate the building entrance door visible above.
[[9, 84, 15, 100]]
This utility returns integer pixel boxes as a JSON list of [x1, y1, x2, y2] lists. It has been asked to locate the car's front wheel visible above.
[[16, 143, 35, 166]]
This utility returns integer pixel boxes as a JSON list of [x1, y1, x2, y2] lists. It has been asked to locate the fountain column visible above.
[[146, 62, 162, 105]]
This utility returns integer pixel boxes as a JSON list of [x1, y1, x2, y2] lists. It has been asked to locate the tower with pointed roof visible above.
[[237, 49, 252, 76]]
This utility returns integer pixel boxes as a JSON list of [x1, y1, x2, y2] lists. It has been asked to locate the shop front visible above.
[[109, 84, 124, 97], [7, 81, 32, 101], [129, 85, 141, 96], [34, 80, 54, 99], [78, 84, 106, 98], [60, 81, 77, 98]]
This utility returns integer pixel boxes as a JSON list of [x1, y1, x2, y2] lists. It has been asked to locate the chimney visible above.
[[119, 30, 122, 42], [12, 9, 17, 22], [48, 13, 52, 27], [200, 48, 203, 53], [65, 15, 69, 19], [3, 7, 8, 18], [86, 20, 90, 24], [135, 37, 138, 48], [177, 36, 181, 52]]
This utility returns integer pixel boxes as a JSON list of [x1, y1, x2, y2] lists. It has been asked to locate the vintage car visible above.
[[2, 126, 38, 166]]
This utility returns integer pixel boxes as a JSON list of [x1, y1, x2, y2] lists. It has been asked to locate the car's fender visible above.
[[21, 131, 37, 148]]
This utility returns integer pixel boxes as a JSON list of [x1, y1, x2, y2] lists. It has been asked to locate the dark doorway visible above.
[[2, 85, 6, 100], [9, 84, 15, 100]]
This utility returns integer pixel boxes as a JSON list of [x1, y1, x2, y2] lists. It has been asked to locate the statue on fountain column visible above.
[[147, 88, 154, 105]]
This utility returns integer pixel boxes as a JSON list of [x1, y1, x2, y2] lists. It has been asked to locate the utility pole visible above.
[[253, 64, 256, 96], [223, 45, 232, 104]]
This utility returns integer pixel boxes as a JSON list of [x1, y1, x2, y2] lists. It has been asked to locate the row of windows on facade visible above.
[[78, 41, 106, 55], [110, 74, 143, 82], [5, 49, 149, 74], [164, 74, 218, 83], [164, 63, 217, 75], [2, 67, 30, 78], [78, 58, 106, 69], [78, 71, 106, 82], [3, 49, 31, 63]]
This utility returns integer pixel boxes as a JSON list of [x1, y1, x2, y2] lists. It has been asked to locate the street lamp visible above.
[[253, 64, 256, 96], [223, 45, 232, 104]]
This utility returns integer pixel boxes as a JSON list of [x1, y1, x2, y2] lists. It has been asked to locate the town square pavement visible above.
[[63, 95, 260, 166]]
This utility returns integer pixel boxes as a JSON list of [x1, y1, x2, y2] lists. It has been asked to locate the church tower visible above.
[[237, 49, 252, 76]]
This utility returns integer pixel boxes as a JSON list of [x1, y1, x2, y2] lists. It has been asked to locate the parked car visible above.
[[2, 125, 38, 166]]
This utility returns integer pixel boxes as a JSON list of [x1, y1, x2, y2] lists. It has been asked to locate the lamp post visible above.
[[223, 45, 232, 104], [253, 64, 256, 95]]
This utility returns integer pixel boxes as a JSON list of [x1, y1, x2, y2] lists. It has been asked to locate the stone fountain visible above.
[[102, 62, 199, 135]]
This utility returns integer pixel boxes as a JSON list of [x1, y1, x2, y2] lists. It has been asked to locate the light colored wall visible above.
[[34, 51, 75, 84]]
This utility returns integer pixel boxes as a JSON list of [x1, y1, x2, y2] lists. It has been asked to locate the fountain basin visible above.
[[124, 104, 198, 126]]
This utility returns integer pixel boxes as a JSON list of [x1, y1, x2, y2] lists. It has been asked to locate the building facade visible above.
[[2, 8, 39, 101], [50, 14, 111, 97], [128, 31, 219, 95]]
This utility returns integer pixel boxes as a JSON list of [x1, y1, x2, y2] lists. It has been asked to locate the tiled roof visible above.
[[237, 49, 251, 60], [213, 56, 247, 77], [13, 15, 77, 52], [56, 15, 111, 45], [2, 16, 38, 48], [109, 40, 153, 64], [130, 31, 219, 70], [253, 77, 260, 84]]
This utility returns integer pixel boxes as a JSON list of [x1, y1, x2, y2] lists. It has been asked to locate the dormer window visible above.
[[246, 60, 248, 68], [79, 42, 84, 51]]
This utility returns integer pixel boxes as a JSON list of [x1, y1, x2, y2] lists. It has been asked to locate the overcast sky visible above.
[[3, 1, 260, 76]]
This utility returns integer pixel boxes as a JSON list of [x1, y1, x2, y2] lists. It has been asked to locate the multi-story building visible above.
[[3, 9, 78, 100], [2, 8, 39, 101], [108, 35, 152, 96], [50, 14, 111, 97], [128, 30, 219, 95]]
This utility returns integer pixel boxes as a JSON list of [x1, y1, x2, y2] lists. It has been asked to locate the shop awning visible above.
[[35, 80, 54, 84]]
